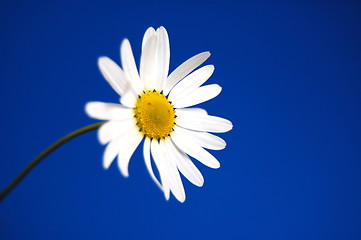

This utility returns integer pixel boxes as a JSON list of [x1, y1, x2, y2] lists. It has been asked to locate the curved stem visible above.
[[0, 121, 105, 202]]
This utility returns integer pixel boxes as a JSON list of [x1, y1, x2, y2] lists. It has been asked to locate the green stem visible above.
[[0, 121, 105, 202]]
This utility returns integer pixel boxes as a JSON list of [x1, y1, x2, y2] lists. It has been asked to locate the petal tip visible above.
[[84, 102, 91, 115], [195, 179, 204, 187], [227, 122, 234, 131], [97, 56, 108, 64], [158, 26, 167, 31], [98, 134, 108, 145], [120, 168, 130, 178], [84, 102, 97, 118], [102, 161, 111, 170], [121, 38, 130, 49], [212, 162, 221, 169]]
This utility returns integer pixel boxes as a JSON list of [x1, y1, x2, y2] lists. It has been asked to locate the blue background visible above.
[[1, 0, 361, 239]]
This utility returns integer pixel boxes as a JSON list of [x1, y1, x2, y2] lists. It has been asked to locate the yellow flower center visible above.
[[134, 91, 176, 139]]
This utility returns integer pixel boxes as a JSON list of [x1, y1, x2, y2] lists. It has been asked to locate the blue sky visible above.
[[1, 0, 361, 239]]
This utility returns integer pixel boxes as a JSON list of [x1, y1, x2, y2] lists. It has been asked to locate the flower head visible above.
[[86, 27, 232, 202]]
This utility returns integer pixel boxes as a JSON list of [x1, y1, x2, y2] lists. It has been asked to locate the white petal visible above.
[[161, 139, 186, 202], [175, 126, 226, 150], [103, 143, 118, 169], [103, 134, 126, 169], [143, 137, 162, 190], [154, 27, 170, 91], [172, 84, 222, 108], [85, 102, 133, 121], [117, 129, 143, 177], [119, 89, 137, 108], [175, 107, 208, 116], [121, 39, 143, 93], [98, 57, 128, 96], [140, 35, 158, 90], [168, 65, 214, 101], [165, 139, 204, 187], [98, 119, 136, 145], [176, 112, 233, 133], [171, 126, 220, 169], [151, 139, 170, 200], [142, 27, 156, 51], [163, 52, 211, 95]]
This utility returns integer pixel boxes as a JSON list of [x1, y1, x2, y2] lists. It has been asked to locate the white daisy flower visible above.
[[85, 26, 232, 202]]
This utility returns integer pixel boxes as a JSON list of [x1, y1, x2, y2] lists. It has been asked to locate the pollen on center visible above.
[[134, 90, 176, 139]]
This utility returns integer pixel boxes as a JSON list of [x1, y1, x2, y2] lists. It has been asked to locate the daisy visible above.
[[85, 26, 232, 202]]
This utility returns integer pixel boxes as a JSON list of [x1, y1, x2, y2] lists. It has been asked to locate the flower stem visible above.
[[0, 121, 105, 202]]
